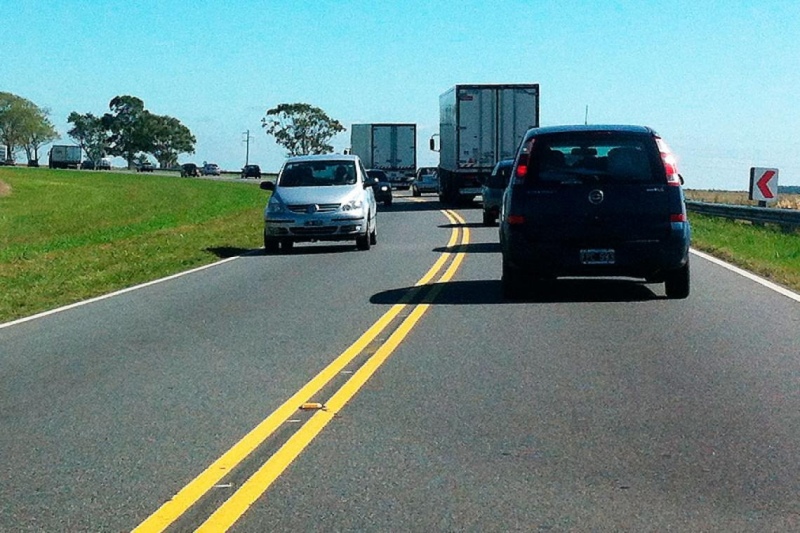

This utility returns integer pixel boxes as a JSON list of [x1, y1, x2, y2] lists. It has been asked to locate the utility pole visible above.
[[242, 130, 253, 166]]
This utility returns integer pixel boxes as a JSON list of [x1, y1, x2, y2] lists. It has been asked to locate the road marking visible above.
[[691, 248, 800, 303], [195, 209, 469, 532], [133, 209, 468, 532]]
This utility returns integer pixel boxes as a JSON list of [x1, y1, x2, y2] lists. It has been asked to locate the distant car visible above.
[[96, 158, 112, 170], [241, 164, 262, 179], [137, 162, 155, 172], [80, 160, 95, 170], [180, 163, 200, 177], [259, 154, 377, 253], [412, 167, 439, 196], [500, 124, 691, 300], [202, 163, 221, 176], [366, 169, 393, 206], [481, 159, 513, 225]]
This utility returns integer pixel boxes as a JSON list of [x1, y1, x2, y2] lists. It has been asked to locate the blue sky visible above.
[[3, 0, 799, 190]]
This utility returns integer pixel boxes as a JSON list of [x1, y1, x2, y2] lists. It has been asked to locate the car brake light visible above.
[[656, 137, 681, 186], [508, 215, 525, 225], [513, 138, 534, 184], [670, 213, 687, 223]]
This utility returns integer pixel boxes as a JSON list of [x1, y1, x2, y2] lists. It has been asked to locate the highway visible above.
[[2, 192, 799, 532]]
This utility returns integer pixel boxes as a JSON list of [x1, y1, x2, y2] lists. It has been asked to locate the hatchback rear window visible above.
[[525, 132, 662, 186]]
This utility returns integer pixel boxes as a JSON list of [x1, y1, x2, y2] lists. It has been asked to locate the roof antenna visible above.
[[584, 105, 589, 125]]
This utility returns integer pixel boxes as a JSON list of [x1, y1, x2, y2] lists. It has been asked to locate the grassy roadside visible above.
[[0, 167, 265, 323], [688, 213, 800, 292], [1, 169, 798, 324]]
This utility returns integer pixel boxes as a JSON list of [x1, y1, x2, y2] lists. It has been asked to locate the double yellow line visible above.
[[133, 209, 469, 532]]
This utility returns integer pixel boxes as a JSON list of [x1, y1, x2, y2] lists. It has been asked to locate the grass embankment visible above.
[[0, 167, 265, 323], [685, 189, 800, 292]]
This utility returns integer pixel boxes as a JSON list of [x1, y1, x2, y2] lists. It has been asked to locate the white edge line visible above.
[[0, 256, 241, 330], [3, 248, 797, 330], [690, 248, 800, 303]]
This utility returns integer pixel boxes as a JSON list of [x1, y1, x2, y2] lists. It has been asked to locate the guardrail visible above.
[[686, 201, 800, 231]]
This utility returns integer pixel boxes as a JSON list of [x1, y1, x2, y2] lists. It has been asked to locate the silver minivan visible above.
[[259, 154, 378, 252]]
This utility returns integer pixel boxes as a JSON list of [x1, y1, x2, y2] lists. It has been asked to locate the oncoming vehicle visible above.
[[366, 169, 393, 206], [259, 154, 378, 253], [96, 157, 112, 170], [412, 167, 438, 196], [241, 164, 261, 178], [499, 125, 690, 300], [180, 163, 200, 177], [481, 159, 513, 225], [202, 163, 221, 176]]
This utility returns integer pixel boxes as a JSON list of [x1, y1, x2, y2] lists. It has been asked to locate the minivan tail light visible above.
[[670, 213, 687, 223], [508, 215, 525, 225]]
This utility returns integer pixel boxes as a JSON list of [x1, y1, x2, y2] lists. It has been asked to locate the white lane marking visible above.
[[0, 257, 240, 330], [691, 248, 800, 303]]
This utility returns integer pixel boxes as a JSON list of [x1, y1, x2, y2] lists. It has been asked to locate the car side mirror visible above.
[[260, 181, 275, 191]]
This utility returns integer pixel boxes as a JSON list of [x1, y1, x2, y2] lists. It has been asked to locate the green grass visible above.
[[0, 167, 266, 323], [689, 213, 800, 292], [2, 168, 799, 324]]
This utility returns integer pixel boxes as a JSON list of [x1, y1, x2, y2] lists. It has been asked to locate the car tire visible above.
[[413, 188, 421, 197], [264, 232, 279, 254], [356, 233, 371, 250], [502, 257, 525, 300], [664, 260, 690, 299], [369, 225, 377, 245], [384, 198, 392, 207], [279, 240, 294, 253], [482, 210, 495, 226]]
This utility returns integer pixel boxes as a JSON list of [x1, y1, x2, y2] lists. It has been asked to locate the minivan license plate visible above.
[[580, 249, 615, 265]]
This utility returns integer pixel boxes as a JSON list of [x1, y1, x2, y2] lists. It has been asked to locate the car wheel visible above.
[[664, 260, 690, 299], [279, 240, 294, 253], [369, 224, 377, 245], [482, 210, 495, 226], [502, 256, 525, 300], [384, 198, 392, 207], [264, 232, 279, 253], [356, 233, 371, 250], [413, 187, 421, 197]]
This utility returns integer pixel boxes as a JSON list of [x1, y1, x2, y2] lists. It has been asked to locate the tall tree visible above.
[[145, 113, 196, 168], [20, 106, 59, 165], [102, 95, 148, 168], [0, 92, 44, 163], [262, 103, 345, 156], [67, 112, 108, 162]]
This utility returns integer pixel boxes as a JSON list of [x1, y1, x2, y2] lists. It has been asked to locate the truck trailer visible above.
[[350, 123, 417, 189], [434, 84, 540, 204], [48, 145, 82, 169]]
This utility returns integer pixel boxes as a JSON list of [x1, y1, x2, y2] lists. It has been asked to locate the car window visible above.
[[487, 164, 511, 188], [527, 132, 660, 186], [278, 161, 357, 187]]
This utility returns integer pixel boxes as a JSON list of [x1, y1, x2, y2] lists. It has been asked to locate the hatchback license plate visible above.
[[580, 249, 615, 265]]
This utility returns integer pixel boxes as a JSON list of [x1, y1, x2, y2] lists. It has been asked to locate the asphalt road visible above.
[[2, 191, 799, 532]]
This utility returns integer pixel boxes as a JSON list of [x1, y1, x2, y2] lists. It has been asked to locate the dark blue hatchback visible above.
[[499, 125, 691, 299]]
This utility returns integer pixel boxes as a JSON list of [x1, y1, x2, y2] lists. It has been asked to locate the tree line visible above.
[[0, 92, 196, 169], [2, 92, 347, 169]]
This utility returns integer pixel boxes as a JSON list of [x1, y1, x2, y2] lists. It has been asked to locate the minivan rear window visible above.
[[527, 132, 661, 186]]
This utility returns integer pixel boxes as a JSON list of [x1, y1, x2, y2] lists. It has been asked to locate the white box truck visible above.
[[434, 84, 540, 203], [351, 123, 417, 189], [48, 145, 82, 169]]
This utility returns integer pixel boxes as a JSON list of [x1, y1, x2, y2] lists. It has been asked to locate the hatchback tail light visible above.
[[512, 138, 535, 184], [656, 137, 681, 186]]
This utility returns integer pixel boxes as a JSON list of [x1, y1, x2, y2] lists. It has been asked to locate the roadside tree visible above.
[[67, 112, 109, 162], [0, 92, 57, 164], [102, 95, 149, 169], [146, 113, 196, 169], [262, 103, 345, 156]]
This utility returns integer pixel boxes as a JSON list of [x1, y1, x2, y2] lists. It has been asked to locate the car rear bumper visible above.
[[503, 224, 690, 278]]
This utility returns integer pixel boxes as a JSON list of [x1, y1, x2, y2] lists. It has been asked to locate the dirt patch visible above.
[[0, 180, 11, 197]]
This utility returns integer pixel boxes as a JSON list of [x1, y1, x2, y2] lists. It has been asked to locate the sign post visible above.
[[749, 167, 779, 206]]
